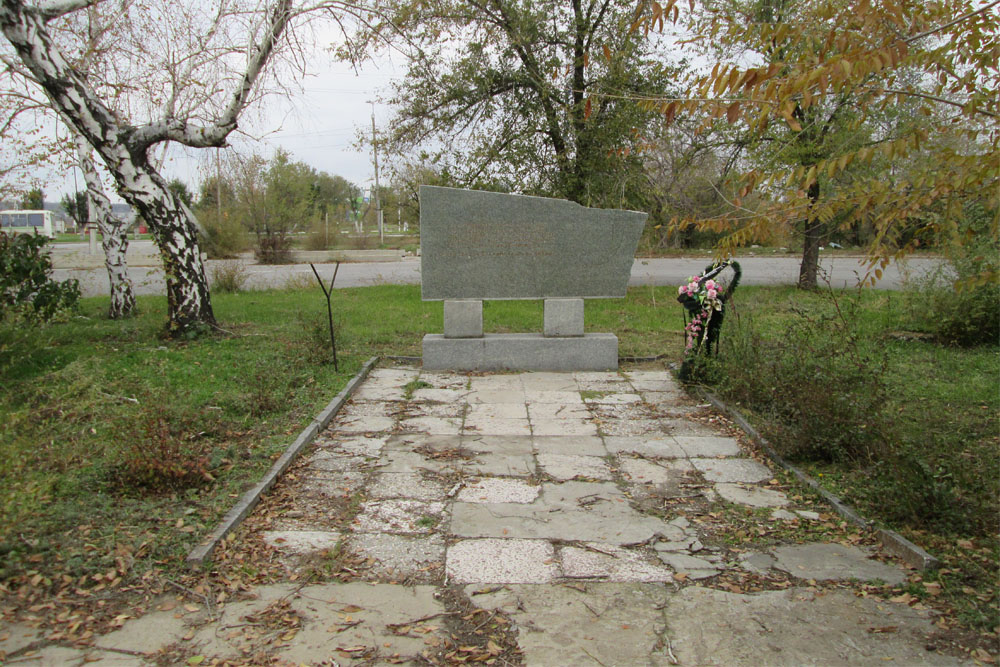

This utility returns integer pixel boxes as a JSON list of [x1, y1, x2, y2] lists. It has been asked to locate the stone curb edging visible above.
[[696, 388, 940, 571], [186, 356, 380, 567]]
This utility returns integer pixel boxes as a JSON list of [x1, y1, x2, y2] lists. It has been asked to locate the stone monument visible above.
[[420, 186, 645, 371]]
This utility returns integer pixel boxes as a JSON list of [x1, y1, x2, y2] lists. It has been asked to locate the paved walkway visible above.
[[2, 367, 967, 665]]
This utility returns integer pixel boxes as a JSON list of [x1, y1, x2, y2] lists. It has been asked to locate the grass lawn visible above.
[[0, 283, 995, 633]]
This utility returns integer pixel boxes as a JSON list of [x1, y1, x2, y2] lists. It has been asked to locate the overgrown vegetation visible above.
[[0, 231, 80, 322]]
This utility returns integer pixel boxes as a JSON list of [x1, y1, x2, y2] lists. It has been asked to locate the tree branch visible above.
[[30, 0, 97, 21], [904, 0, 1000, 43]]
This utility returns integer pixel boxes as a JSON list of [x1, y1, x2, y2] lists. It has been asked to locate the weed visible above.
[[403, 379, 432, 399], [210, 260, 250, 294]]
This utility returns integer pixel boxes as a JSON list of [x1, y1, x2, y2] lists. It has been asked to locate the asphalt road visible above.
[[51, 242, 943, 298]]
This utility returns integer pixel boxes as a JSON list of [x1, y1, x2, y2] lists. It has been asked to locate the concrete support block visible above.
[[444, 300, 483, 338], [544, 298, 584, 337], [423, 333, 618, 371]]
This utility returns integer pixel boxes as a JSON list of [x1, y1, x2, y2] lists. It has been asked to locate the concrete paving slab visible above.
[[383, 433, 462, 452], [333, 414, 396, 433], [604, 436, 686, 458], [411, 387, 469, 403], [465, 403, 529, 419], [625, 370, 681, 392], [368, 368, 420, 384], [308, 452, 371, 473], [353, 499, 446, 535], [771, 543, 907, 584], [618, 457, 693, 485], [666, 586, 965, 665], [468, 375, 523, 391], [530, 418, 598, 437], [526, 402, 592, 420], [574, 371, 625, 383], [691, 457, 773, 483], [462, 434, 534, 455], [598, 417, 667, 437], [641, 390, 687, 406], [95, 601, 191, 654], [417, 371, 468, 389], [716, 482, 790, 508], [323, 435, 389, 457], [446, 538, 558, 583], [404, 401, 465, 418], [398, 416, 463, 435], [465, 389, 526, 404], [524, 390, 584, 404], [459, 452, 536, 477], [582, 392, 642, 405], [560, 543, 674, 582], [377, 450, 450, 474], [347, 533, 445, 578], [537, 453, 613, 481], [519, 373, 578, 391], [660, 417, 721, 436], [280, 583, 447, 664], [463, 416, 532, 436], [339, 400, 398, 418], [263, 530, 342, 554], [300, 471, 367, 497], [675, 435, 742, 457], [532, 435, 606, 456], [469, 583, 672, 666], [369, 473, 448, 501], [352, 384, 409, 401], [656, 552, 721, 580], [457, 477, 541, 503], [739, 551, 778, 574]]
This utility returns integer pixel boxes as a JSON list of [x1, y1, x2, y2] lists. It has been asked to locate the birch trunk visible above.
[[72, 132, 134, 319]]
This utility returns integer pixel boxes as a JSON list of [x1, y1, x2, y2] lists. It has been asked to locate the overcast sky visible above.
[[46, 53, 403, 205]]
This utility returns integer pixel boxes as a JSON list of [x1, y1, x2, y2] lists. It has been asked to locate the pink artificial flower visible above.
[[707, 289, 717, 299], [678, 285, 685, 295]]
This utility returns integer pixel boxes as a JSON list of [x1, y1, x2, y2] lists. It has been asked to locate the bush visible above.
[[704, 291, 890, 463], [304, 219, 335, 251], [0, 231, 80, 322], [254, 233, 292, 264], [112, 403, 214, 492], [197, 209, 250, 259], [905, 202, 999, 346], [210, 260, 249, 293]]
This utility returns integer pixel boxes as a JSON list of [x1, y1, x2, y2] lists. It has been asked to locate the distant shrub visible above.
[[0, 231, 79, 322], [254, 233, 292, 264], [197, 209, 250, 259], [210, 260, 249, 293]]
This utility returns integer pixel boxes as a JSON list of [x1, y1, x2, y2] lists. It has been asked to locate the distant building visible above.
[[0, 209, 64, 238]]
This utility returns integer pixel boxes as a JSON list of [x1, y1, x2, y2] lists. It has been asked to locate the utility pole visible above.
[[371, 104, 383, 244]]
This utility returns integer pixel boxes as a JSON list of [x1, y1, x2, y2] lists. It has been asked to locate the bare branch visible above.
[[30, 0, 98, 21]]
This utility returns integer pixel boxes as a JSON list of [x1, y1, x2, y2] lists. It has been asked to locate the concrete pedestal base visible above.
[[422, 333, 618, 371]]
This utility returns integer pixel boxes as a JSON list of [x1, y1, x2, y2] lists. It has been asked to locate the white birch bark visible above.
[[72, 130, 134, 318], [0, 0, 293, 335]]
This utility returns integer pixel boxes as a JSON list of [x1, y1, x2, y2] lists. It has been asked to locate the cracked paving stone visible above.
[[675, 435, 742, 457], [263, 530, 342, 555], [715, 482, 790, 508], [537, 453, 613, 480], [353, 499, 446, 534], [347, 533, 445, 578], [560, 543, 673, 582], [532, 435, 607, 456], [604, 436, 686, 458], [369, 473, 448, 501], [411, 387, 469, 403], [397, 416, 463, 435], [656, 552, 721, 580], [446, 538, 558, 583], [691, 457, 773, 483], [457, 477, 541, 503], [770, 543, 906, 585], [531, 418, 598, 437]]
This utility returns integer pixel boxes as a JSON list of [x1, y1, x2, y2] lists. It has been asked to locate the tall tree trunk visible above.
[[0, 0, 216, 335], [73, 132, 135, 319], [798, 180, 822, 289]]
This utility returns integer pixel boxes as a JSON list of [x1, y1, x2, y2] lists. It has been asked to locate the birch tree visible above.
[[0, 0, 309, 335]]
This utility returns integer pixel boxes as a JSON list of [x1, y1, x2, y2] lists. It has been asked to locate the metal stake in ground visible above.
[[309, 262, 340, 372]]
